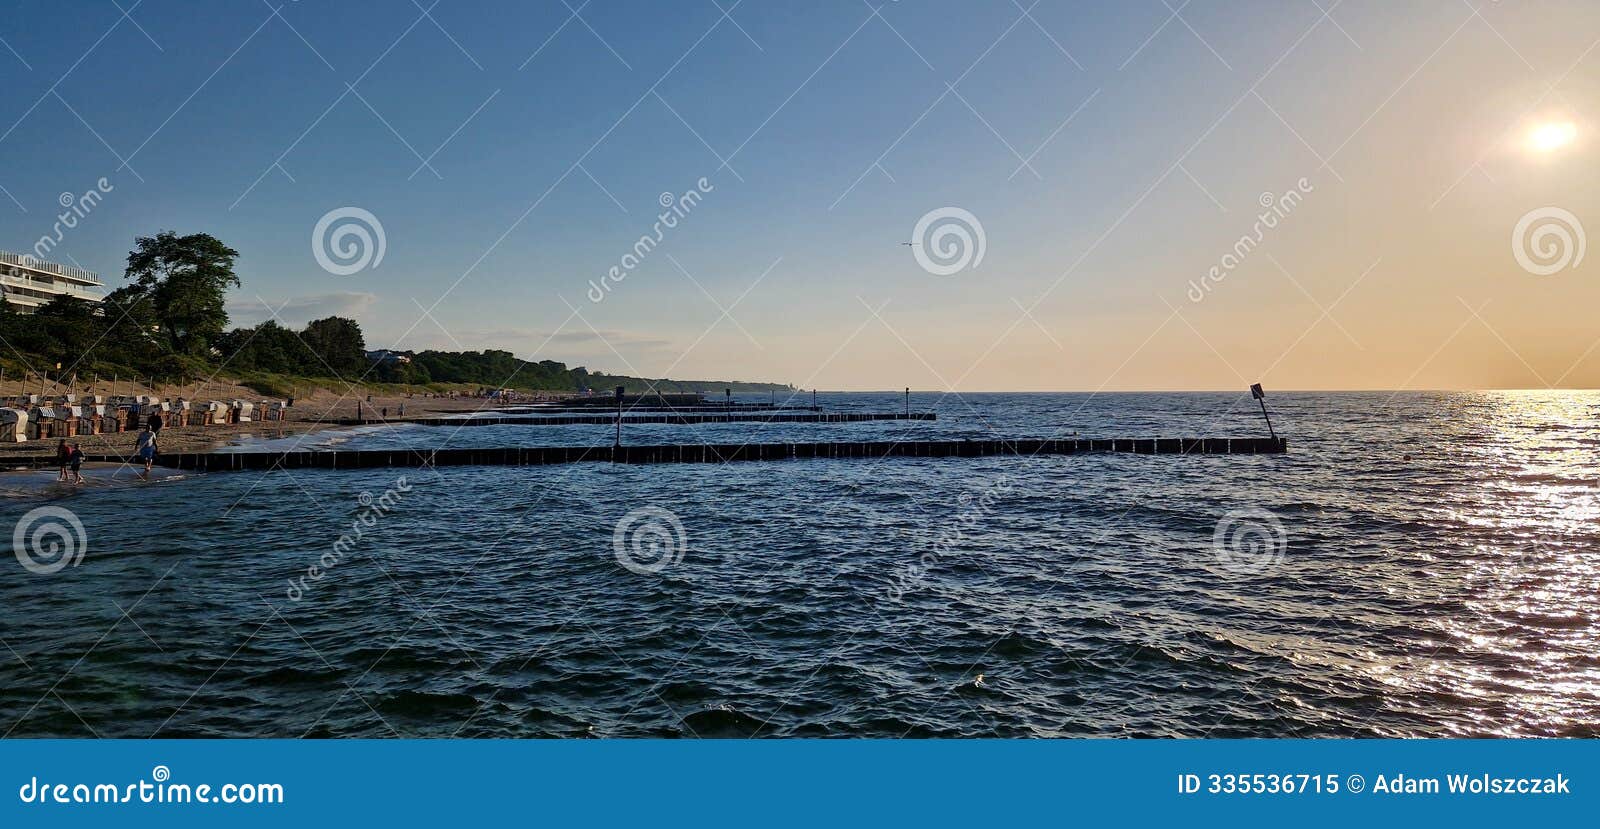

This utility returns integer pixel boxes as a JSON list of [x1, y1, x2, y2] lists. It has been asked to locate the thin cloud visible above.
[[228, 292, 379, 327]]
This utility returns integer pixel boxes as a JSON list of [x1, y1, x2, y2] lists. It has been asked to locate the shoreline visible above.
[[0, 385, 518, 461]]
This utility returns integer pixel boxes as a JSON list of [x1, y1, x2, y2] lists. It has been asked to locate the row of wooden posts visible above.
[[0, 395, 288, 442], [144, 437, 1290, 471], [339, 412, 936, 427]]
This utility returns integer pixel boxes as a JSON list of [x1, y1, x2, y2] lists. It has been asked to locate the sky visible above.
[[0, 0, 1597, 391]]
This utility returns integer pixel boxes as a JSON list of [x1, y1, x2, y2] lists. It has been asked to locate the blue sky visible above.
[[1, 2, 1597, 389]]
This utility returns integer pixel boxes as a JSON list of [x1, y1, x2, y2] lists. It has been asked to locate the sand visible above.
[[0, 381, 560, 460]]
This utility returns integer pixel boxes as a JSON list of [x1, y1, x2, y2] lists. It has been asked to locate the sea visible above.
[[1, 390, 1596, 738]]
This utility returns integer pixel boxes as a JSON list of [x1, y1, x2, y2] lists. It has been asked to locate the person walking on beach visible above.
[[68, 442, 84, 485], [135, 427, 157, 479], [147, 409, 163, 435], [54, 439, 70, 483]]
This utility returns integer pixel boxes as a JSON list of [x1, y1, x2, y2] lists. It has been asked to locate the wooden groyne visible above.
[[145, 437, 1286, 472], [499, 403, 806, 412], [490, 405, 818, 415], [331, 412, 933, 427]]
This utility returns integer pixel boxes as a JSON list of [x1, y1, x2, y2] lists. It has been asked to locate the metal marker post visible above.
[[1250, 383, 1276, 440]]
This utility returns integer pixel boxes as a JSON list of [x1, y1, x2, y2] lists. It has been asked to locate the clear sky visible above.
[[1, 1, 1596, 390]]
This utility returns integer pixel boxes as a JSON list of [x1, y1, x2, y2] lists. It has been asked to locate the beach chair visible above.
[[0, 408, 28, 442], [27, 406, 63, 439]]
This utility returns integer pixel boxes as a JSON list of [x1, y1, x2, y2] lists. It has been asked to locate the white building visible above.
[[0, 250, 105, 312]]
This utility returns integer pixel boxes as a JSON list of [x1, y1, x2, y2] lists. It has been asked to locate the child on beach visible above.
[[68, 442, 84, 485], [135, 427, 157, 479]]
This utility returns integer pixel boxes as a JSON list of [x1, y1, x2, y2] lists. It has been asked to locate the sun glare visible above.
[[1527, 121, 1578, 153]]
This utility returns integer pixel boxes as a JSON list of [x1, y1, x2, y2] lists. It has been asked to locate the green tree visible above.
[[31, 295, 100, 369], [0, 295, 44, 366], [373, 357, 430, 384], [123, 231, 241, 356], [299, 316, 366, 377], [99, 284, 164, 372], [217, 320, 313, 374]]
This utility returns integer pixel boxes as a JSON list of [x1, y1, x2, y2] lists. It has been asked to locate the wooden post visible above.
[[613, 385, 625, 448]]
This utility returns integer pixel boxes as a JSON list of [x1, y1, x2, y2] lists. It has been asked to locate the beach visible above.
[[0, 382, 525, 461]]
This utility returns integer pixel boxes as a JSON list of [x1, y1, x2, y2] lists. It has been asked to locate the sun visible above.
[[1527, 121, 1578, 153]]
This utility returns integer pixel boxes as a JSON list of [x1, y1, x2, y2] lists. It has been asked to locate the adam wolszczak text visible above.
[[1370, 773, 1570, 795]]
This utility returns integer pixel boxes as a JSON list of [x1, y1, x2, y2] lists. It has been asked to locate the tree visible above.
[[99, 284, 164, 371], [32, 295, 99, 369], [217, 320, 312, 374], [123, 231, 241, 356], [299, 316, 366, 377], [373, 358, 430, 385], [0, 295, 44, 364]]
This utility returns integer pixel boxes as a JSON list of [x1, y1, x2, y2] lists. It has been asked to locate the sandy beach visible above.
[[0, 380, 533, 460]]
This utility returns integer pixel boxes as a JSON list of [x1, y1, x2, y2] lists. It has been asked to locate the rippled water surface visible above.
[[2, 391, 1597, 737]]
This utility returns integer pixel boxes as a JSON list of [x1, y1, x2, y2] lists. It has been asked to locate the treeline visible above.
[[0, 231, 241, 382], [0, 230, 792, 395], [360, 349, 791, 394]]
